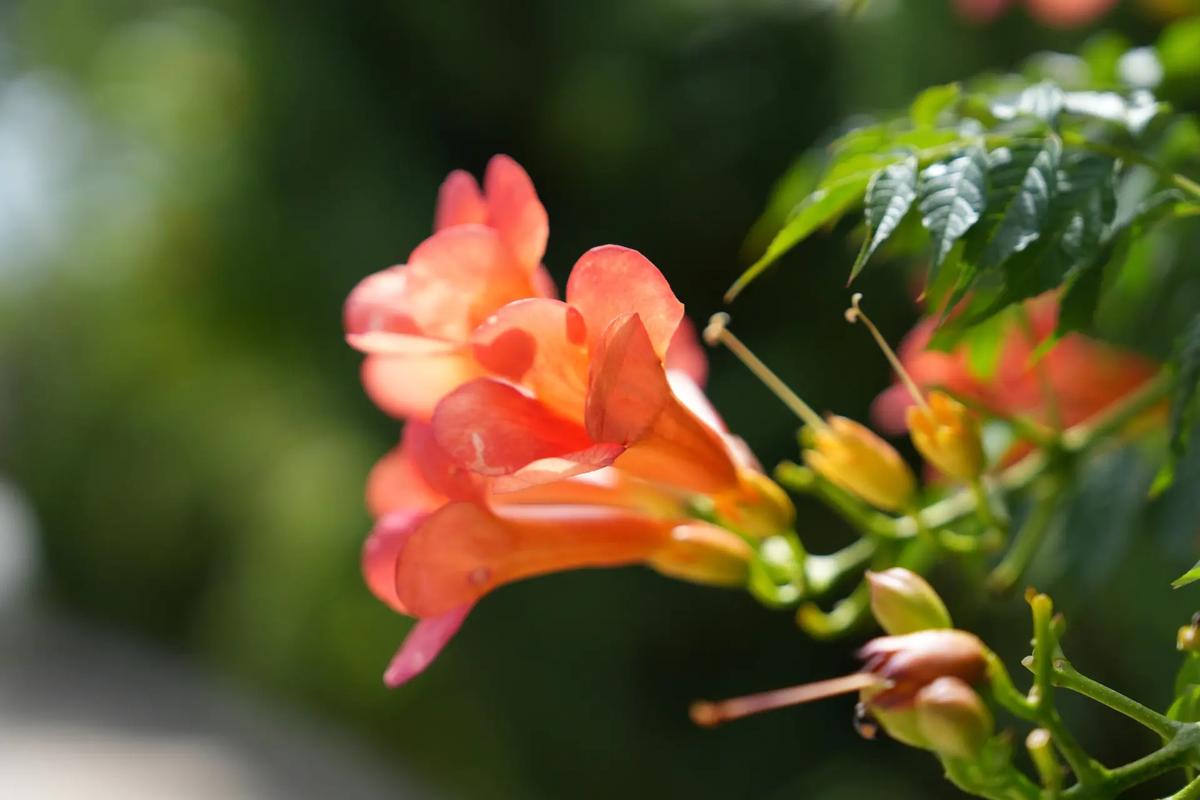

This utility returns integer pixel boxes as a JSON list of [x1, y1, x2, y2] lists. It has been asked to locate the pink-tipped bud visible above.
[[906, 391, 984, 482], [804, 416, 916, 512], [914, 677, 994, 760], [858, 629, 987, 709], [867, 568, 952, 635]]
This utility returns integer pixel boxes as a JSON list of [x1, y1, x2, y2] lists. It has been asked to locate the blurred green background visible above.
[[3, 1, 1200, 797]]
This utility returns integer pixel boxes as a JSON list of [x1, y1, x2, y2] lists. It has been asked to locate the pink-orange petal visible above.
[[395, 502, 674, 617], [343, 267, 421, 337], [434, 170, 487, 231], [383, 604, 471, 688], [361, 351, 483, 420], [366, 437, 446, 518], [472, 298, 589, 420], [585, 313, 673, 445], [666, 315, 709, 387], [483, 155, 548, 272], [362, 509, 428, 613], [404, 226, 534, 341], [565, 246, 684, 359], [432, 379, 597, 476]]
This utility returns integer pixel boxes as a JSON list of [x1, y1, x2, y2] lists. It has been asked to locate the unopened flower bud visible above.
[[915, 677, 994, 760], [906, 391, 984, 481], [858, 629, 987, 709], [804, 416, 916, 512], [649, 523, 753, 587], [1179, 623, 1200, 653], [867, 568, 952, 635], [867, 706, 928, 749], [716, 471, 797, 538]]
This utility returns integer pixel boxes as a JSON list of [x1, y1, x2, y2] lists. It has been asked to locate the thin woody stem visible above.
[[845, 293, 931, 413], [690, 672, 881, 727], [704, 313, 828, 431]]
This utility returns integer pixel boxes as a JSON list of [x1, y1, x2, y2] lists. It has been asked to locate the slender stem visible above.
[[987, 476, 1062, 593], [804, 537, 878, 596], [796, 580, 871, 639], [1027, 728, 1063, 799], [1093, 725, 1200, 797], [1053, 660, 1183, 740], [774, 462, 897, 538], [704, 313, 827, 430], [971, 477, 1006, 537], [1060, 371, 1173, 452]]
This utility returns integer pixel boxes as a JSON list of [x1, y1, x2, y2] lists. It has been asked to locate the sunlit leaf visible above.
[[917, 146, 988, 272], [974, 137, 1062, 271], [910, 83, 960, 129], [992, 81, 1064, 125], [849, 156, 917, 283]]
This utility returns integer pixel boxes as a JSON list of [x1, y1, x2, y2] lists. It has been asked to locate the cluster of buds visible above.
[[694, 569, 995, 762], [345, 155, 795, 686]]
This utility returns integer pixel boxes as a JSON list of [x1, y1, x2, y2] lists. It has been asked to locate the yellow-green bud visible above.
[[914, 677, 994, 761], [867, 568, 952, 635], [1179, 623, 1200, 653], [804, 415, 916, 512], [906, 391, 985, 482]]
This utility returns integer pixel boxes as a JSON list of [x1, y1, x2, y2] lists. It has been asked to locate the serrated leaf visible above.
[[918, 146, 988, 272], [975, 137, 1062, 270], [849, 156, 918, 282], [992, 82, 1065, 125], [728, 175, 869, 300], [911, 83, 961, 129]]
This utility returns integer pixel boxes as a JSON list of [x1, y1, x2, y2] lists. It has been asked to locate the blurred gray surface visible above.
[[0, 482, 435, 800]]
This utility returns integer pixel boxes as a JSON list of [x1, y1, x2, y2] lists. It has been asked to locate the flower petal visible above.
[[566, 246, 684, 359], [395, 502, 674, 616], [404, 226, 536, 341], [361, 351, 483, 420], [484, 155, 548, 272], [343, 266, 422, 337], [383, 604, 471, 688], [586, 314, 738, 493], [432, 379, 593, 473], [666, 316, 709, 387], [366, 438, 446, 518], [435, 170, 488, 231], [472, 298, 589, 420], [362, 509, 428, 613]]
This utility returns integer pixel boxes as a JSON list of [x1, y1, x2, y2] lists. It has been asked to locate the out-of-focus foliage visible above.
[[2, 1, 1200, 799]]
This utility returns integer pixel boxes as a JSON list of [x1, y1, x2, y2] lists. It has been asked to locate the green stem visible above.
[[774, 462, 896, 538], [796, 580, 871, 639], [1088, 725, 1200, 798], [987, 476, 1062, 593], [804, 537, 877, 596], [1053, 660, 1183, 740]]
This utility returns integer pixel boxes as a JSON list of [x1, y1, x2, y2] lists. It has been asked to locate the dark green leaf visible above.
[[917, 146, 988, 271], [849, 156, 918, 282], [1170, 312, 1200, 455], [974, 137, 1061, 271], [910, 83, 960, 129]]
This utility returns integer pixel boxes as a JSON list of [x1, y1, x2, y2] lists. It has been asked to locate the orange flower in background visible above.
[[872, 293, 1158, 440], [343, 155, 552, 418], [954, 0, 1118, 27]]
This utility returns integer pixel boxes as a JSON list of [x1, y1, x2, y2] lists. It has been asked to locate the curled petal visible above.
[[347, 331, 460, 356], [395, 502, 675, 616], [666, 316, 709, 387], [361, 351, 483, 420], [484, 155, 549, 272], [472, 298, 589, 420], [362, 509, 428, 613], [435, 170, 487, 231], [433, 379, 603, 477], [566, 246, 684, 359], [587, 315, 738, 493], [366, 437, 446, 518], [405, 226, 535, 341], [343, 267, 421, 337], [384, 605, 471, 688], [585, 313, 673, 444]]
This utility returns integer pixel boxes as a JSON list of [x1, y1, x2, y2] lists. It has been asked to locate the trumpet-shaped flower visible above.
[[344, 155, 552, 418]]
